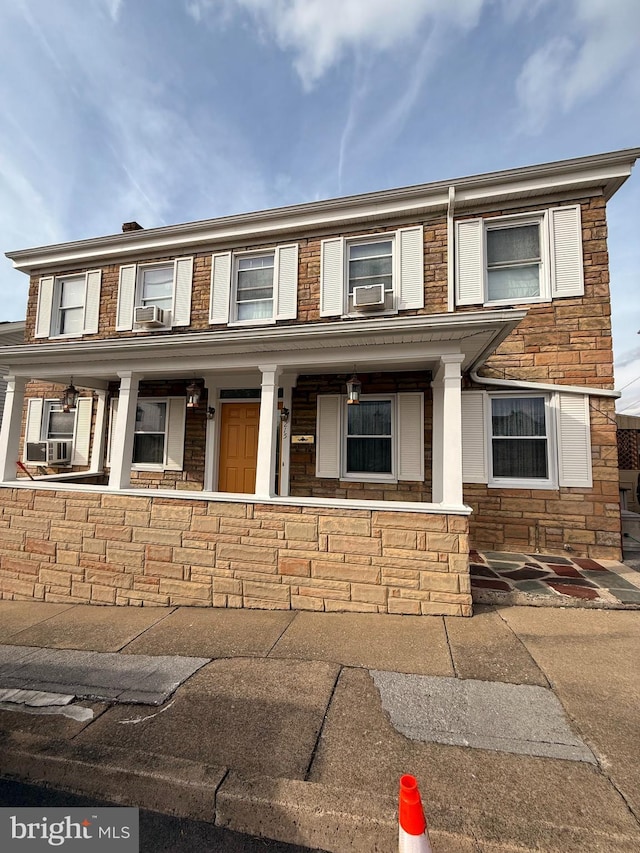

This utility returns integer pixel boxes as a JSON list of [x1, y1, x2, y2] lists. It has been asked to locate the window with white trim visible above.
[[455, 205, 584, 307], [234, 253, 275, 322], [138, 264, 174, 314], [108, 396, 186, 471], [42, 402, 75, 441], [116, 257, 194, 331], [347, 239, 394, 314], [53, 276, 85, 336], [23, 396, 93, 467], [133, 400, 168, 466], [489, 395, 553, 487], [344, 398, 394, 478], [35, 270, 102, 339]]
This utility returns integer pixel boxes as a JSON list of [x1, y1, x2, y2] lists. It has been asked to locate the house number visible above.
[[291, 435, 314, 444]]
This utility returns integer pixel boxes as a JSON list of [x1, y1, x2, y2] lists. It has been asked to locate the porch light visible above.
[[207, 406, 216, 420], [346, 373, 361, 405], [61, 380, 79, 412], [186, 380, 201, 408], [280, 407, 290, 423]]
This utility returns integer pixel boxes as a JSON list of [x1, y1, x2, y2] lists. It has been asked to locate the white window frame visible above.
[[131, 398, 169, 471], [41, 400, 75, 441], [343, 234, 397, 318], [50, 275, 86, 338], [483, 211, 550, 307], [134, 262, 175, 329], [340, 394, 397, 483], [487, 392, 557, 490], [230, 249, 276, 326]]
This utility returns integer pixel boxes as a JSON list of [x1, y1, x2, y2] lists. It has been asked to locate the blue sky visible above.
[[1, 0, 639, 411]]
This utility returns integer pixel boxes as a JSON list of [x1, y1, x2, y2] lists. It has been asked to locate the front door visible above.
[[218, 402, 260, 493]]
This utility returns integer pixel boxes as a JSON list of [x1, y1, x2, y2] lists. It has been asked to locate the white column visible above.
[[108, 372, 141, 490], [202, 374, 218, 492], [255, 364, 281, 498], [0, 375, 27, 482], [432, 354, 465, 506], [279, 375, 297, 497]]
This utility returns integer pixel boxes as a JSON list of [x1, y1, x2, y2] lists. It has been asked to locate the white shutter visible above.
[[83, 270, 102, 335], [320, 238, 344, 317], [210, 252, 232, 324], [275, 244, 298, 320], [23, 398, 44, 461], [35, 277, 54, 338], [397, 227, 424, 310], [557, 392, 592, 487], [455, 219, 484, 306], [165, 397, 186, 471], [173, 256, 194, 327], [106, 397, 118, 467], [116, 264, 137, 331], [549, 206, 584, 298], [461, 391, 487, 483], [397, 392, 424, 481], [316, 395, 341, 478], [71, 397, 93, 466]]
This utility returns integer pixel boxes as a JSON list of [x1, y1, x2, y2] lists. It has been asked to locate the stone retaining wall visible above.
[[0, 488, 471, 616]]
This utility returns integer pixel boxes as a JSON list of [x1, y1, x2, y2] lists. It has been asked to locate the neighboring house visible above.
[[0, 320, 25, 427], [618, 413, 640, 514], [0, 148, 637, 614]]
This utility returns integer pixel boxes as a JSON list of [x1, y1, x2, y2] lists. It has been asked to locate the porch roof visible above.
[[0, 309, 526, 386]]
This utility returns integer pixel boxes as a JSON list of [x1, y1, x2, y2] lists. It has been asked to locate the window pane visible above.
[[238, 255, 274, 271], [60, 306, 84, 335], [487, 266, 540, 301], [47, 410, 75, 439], [237, 299, 273, 320], [60, 278, 84, 307], [238, 268, 274, 293], [347, 437, 392, 473], [348, 401, 392, 436], [492, 397, 545, 437], [492, 439, 548, 479], [349, 241, 392, 260], [142, 267, 173, 301], [487, 225, 540, 265], [349, 257, 393, 279], [135, 401, 166, 432], [133, 434, 165, 465]]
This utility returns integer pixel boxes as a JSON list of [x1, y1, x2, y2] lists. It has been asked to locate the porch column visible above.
[[108, 371, 141, 490], [278, 375, 297, 498], [0, 375, 27, 482], [432, 354, 465, 505], [255, 364, 281, 498], [202, 374, 218, 492]]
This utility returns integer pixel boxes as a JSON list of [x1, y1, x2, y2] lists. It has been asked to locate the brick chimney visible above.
[[122, 221, 143, 232]]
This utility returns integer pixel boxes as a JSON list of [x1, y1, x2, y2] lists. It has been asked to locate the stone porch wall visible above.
[[0, 488, 471, 616]]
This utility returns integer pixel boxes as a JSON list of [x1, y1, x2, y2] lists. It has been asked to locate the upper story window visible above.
[[455, 204, 584, 307], [116, 257, 194, 332], [209, 244, 298, 326], [34, 270, 102, 339], [320, 226, 424, 318], [235, 253, 275, 322]]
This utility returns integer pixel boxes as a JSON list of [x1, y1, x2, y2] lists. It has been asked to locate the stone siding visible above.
[[0, 488, 471, 616]]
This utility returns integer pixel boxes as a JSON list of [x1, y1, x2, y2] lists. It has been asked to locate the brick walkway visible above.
[[471, 550, 640, 608]]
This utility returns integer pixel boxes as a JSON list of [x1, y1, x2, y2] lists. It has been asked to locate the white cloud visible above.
[[516, 0, 640, 133], [103, 0, 124, 23]]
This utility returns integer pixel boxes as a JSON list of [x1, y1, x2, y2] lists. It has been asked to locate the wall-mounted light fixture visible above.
[[280, 407, 290, 423], [207, 406, 216, 420], [186, 379, 201, 408], [346, 373, 361, 405], [61, 379, 79, 412]]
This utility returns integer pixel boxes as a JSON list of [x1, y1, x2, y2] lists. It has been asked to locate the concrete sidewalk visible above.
[[0, 601, 638, 852]]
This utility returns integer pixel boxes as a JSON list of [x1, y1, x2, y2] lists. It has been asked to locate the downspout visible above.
[[469, 364, 620, 398], [447, 185, 455, 313]]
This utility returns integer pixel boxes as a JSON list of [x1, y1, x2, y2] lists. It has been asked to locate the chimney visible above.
[[122, 221, 143, 232]]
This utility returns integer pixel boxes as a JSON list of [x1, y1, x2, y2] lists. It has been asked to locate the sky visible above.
[[0, 0, 639, 411]]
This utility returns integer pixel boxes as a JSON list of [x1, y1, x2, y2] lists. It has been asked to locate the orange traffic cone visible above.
[[398, 774, 433, 852]]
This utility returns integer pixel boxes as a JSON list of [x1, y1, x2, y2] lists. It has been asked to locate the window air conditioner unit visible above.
[[134, 305, 165, 326], [353, 284, 385, 309], [25, 440, 72, 465]]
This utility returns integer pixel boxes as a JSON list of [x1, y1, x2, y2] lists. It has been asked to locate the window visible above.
[[347, 240, 394, 313], [116, 257, 194, 331], [54, 276, 85, 336], [133, 400, 167, 465], [139, 265, 174, 314], [486, 222, 541, 302], [235, 253, 274, 321], [490, 396, 550, 485], [455, 205, 584, 307], [319, 227, 423, 317], [345, 398, 393, 476], [42, 402, 75, 441]]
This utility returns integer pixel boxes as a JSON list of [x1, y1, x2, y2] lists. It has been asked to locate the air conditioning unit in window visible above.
[[353, 284, 385, 309], [25, 440, 72, 466], [134, 305, 165, 327]]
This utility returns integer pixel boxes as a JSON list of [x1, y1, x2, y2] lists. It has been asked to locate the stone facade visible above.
[[0, 487, 471, 615]]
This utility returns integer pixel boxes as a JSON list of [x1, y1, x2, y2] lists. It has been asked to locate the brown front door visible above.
[[218, 402, 260, 493]]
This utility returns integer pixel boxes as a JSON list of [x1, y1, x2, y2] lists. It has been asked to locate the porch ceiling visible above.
[[1, 309, 526, 386]]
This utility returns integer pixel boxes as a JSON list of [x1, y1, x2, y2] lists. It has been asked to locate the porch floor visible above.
[[471, 549, 640, 609]]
